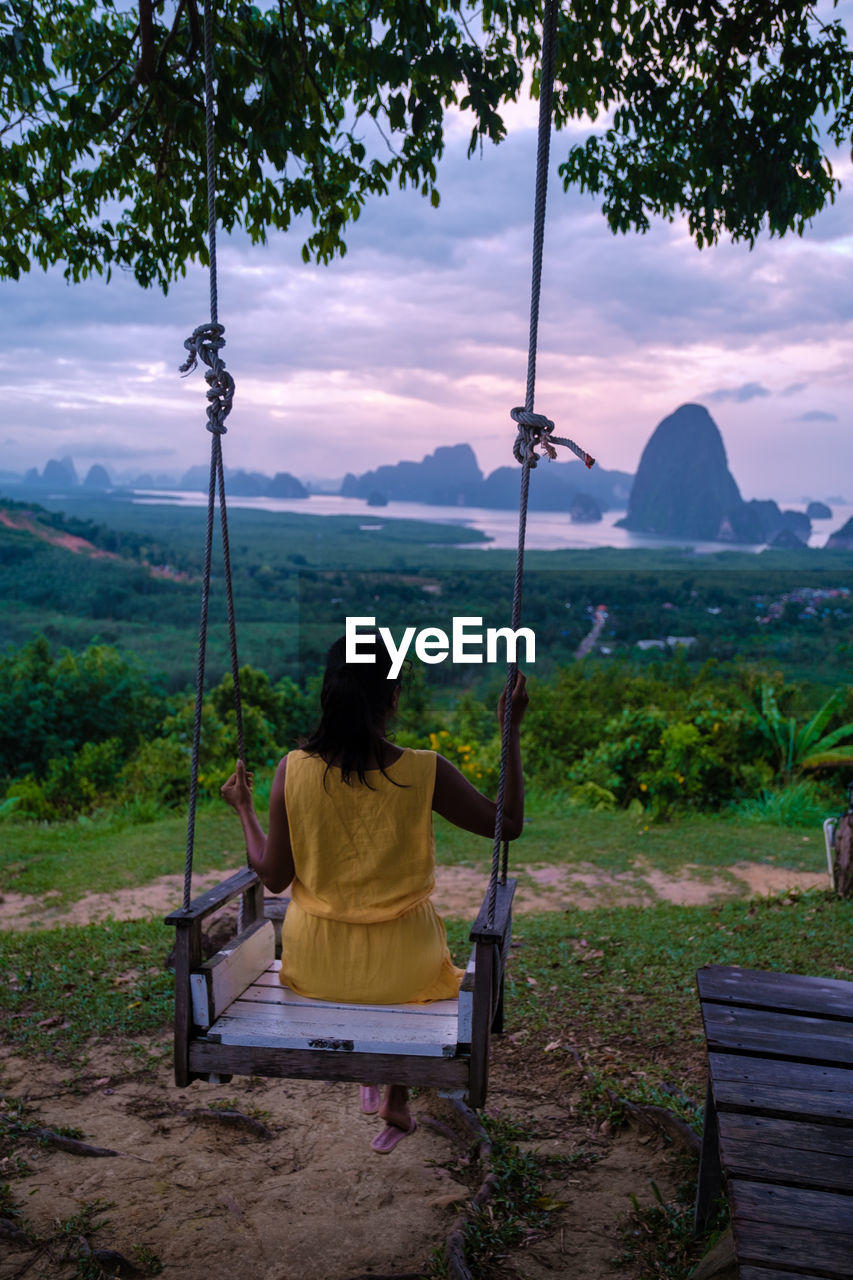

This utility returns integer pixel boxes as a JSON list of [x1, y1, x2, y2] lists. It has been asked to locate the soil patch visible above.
[[0, 1038, 687, 1280], [0, 860, 829, 932], [0, 508, 118, 559]]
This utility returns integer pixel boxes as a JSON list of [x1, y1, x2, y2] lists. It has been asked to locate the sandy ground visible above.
[[0, 859, 830, 932], [0, 1036, 687, 1280], [0, 858, 825, 1276]]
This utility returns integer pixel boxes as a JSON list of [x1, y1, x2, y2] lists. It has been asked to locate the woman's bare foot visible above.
[[360, 1084, 381, 1114], [371, 1084, 416, 1153], [378, 1084, 411, 1130]]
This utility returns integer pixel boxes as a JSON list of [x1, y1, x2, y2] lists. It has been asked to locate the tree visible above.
[[754, 681, 853, 782], [1, 1, 852, 290]]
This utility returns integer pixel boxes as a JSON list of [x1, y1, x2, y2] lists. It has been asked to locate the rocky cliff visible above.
[[826, 517, 853, 549], [341, 444, 484, 506], [341, 444, 631, 511], [617, 404, 742, 539], [618, 404, 812, 544]]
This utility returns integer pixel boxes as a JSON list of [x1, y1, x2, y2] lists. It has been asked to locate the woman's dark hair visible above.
[[301, 634, 403, 785]]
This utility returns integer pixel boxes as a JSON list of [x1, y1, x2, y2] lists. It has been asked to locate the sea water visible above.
[[133, 491, 853, 554]]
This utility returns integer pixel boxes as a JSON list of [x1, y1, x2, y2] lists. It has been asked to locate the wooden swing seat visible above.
[[166, 866, 514, 1108]]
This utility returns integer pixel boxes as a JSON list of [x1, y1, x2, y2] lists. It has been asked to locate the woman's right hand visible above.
[[497, 671, 528, 731], [221, 758, 254, 814]]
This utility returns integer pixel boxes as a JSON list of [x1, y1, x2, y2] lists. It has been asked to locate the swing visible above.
[[166, 0, 591, 1108]]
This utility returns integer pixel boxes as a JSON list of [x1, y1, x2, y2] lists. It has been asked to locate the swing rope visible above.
[[179, 0, 245, 913], [177, 0, 593, 933], [486, 0, 595, 929]]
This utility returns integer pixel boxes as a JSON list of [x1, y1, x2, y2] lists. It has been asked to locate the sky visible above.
[[3, 86, 853, 504]]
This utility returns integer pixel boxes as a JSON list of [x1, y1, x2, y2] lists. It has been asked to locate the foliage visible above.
[[2, 2, 853, 287], [729, 779, 832, 827], [522, 661, 774, 816], [557, 1, 853, 249], [754, 680, 853, 780], [121, 663, 315, 810], [3, 492, 851, 690], [0, 635, 164, 782]]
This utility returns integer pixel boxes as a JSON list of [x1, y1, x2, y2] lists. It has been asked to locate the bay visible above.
[[133, 491, 853, 554]]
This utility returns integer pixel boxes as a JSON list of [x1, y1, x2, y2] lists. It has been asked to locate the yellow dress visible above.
[[280, 747, 464, 1004]]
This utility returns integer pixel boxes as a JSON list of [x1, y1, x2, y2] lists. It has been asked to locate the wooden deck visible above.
[[695, 965, 853, 1279]]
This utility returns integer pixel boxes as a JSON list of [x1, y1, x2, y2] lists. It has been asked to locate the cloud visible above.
[[3, 110, 853, 499], [706, 382, 772, 403]]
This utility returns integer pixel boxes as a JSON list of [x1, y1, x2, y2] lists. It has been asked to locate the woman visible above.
[[221, 634, 527, 1152]]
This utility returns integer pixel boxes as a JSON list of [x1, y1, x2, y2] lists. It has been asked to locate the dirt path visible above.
[[0, 860, 829, 932]]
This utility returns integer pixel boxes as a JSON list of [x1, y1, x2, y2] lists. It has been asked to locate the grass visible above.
[[0, 803, 244, 905], [426, 1115, 551, 1278], [0, 799, 830, 910], [2, 886, 848, 1089], [0, 918, 173, 1060], [435, 805, 828, 876], [617, 1175, 728, 1280], [445, 888, 853, 1101]]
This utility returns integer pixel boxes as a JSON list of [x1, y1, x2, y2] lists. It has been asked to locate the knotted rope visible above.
[[486, 0, 595, 928], [179, 321, 235, 435], [180, 0, 245, 913]]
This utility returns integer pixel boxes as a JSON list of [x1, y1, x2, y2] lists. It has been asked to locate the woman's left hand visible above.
[[221, 759, 254, 813]]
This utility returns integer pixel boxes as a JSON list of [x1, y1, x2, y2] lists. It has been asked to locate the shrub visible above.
[[0, 635, 164, 779], [729, 780, 831, 827], [42, 737, 126, 815]]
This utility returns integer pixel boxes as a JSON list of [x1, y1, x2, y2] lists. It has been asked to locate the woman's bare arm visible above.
[[220, 756, 295, 894]]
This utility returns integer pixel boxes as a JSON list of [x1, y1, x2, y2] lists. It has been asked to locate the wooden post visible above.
[[172, 918, 202, 1088], [468, 939, 495, 1109], [694, 1077, 723, 1237], [241, 876, 264, 926]]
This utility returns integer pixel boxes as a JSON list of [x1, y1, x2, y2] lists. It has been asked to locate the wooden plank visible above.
[[735, 1220, 853, 1277], [188, 1039, 470, 1089], [718, 1111, 853, 1158], [248, 969, 461, 1017], [165, 866, 259, 925], [741, 1268, 850, 1280], [190, 920, 275, 1029], [694, 1078, 723, 1237], [209, 1001, 459, 1056], [240, 877, 264, 927], [708, 1052, 852, 1093], [457, 949, 475, 1047], [698, 966, 853, 1021], [468, 938, 495, 1109], [470, 878, 516, 944], [172, 921, 202, 1088], [714, 1078, 853, 1125], [731, 1180, 853, 1236], [702, 1003, 853, 1066], [718, 1136, 853, 1192]]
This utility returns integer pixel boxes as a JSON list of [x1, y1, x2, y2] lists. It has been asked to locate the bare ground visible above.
[[0, 859, 828, 931], [0, 858, 795, 1277], [0, 1034, 692, 1280]]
